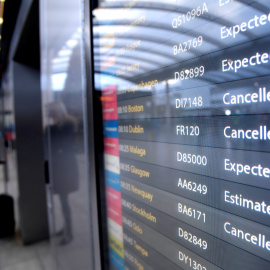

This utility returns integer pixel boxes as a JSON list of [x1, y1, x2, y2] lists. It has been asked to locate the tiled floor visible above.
[[0, 237, 54, 270], [0, 151, 56, 270], [0, 151, 92, 270]]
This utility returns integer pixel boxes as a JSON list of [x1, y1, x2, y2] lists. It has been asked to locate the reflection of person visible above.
[[48, 101, 79, 245]]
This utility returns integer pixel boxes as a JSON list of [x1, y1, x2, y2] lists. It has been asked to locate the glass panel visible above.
[[91, 1, 270, 269], [40, 0, 93, 269]]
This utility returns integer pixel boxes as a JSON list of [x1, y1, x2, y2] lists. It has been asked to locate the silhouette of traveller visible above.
[[48, 101, 79, 245]]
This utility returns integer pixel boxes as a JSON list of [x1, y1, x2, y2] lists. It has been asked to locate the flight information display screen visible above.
[[91, 0, 270, 269]]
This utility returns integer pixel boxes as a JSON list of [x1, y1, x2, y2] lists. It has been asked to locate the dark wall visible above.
[[13, 62, 48, 244], [12, 0, 48, 244]]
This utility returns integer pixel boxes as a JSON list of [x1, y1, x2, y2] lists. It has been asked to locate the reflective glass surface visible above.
[[40, 0, 93, 269], [92, 0, 270, 269]]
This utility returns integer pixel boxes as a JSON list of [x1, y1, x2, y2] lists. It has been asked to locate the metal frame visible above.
[[83, 0, 109, 269]]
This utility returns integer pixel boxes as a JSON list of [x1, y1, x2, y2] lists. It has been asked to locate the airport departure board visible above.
[[92, 0, 270, 269]]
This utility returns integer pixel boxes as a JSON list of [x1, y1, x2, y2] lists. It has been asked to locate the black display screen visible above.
[[91, 1, 270, 269]]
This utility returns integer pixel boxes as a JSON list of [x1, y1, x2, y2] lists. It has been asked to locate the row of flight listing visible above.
[[121, 186, 270, 269], [101, 3, 270, 269], [115, 38, 270, 103], [99, 1, 270, 269], [113, 90, 270, 268], [108, 53, 270, 270], [111, 61, 270, 269], [115, 137, 270, 268], [115, 76, 270, 117], [106, 0, 270, 76]]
